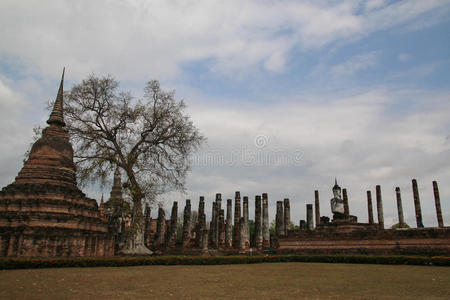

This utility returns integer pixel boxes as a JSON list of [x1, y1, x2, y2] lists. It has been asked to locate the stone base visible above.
[[0, 228, 114, 257], [118, 245, 153, 256], [275, 227, 450, 256]]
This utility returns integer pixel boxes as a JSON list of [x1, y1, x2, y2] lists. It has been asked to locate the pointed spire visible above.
[[113, 165, 121, 187], [100, 193, 104, 205], [47, 67, 66, 127], [333, 178, 340, 190]]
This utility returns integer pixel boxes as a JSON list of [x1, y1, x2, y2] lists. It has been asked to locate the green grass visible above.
[[0, 262, 449, 299]]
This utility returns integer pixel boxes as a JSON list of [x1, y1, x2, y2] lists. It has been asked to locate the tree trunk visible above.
[[118, 172, 152, 255]]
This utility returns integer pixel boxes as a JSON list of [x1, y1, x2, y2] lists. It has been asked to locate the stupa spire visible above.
[[47, 67, 66, 127], [113, 166, 121, 187]]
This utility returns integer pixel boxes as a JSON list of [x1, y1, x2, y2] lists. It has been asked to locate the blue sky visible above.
[[0, 0, 449, 227]]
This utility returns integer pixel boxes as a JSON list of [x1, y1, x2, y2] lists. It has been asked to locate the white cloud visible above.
[[0, 79, 34, 187], [172, 87, 450, 226], [0, 0, 447, 80], [330, 51, 381, 75], [365, 0, 389, 11], [264, 51, 286, 72]]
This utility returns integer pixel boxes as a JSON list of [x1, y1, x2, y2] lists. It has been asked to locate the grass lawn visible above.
[[0, 262, 449, 299]]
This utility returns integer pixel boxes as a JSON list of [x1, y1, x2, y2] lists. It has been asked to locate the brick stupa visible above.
[[0, 69, 114, 257]]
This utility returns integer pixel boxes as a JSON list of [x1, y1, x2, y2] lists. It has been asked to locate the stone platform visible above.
[[275, 227, 450, 256]]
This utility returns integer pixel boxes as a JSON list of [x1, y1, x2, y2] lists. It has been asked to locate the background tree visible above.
[[64, 75, 205, 254]]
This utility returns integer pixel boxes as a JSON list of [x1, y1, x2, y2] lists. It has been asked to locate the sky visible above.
[[0, 0, 449, 228]]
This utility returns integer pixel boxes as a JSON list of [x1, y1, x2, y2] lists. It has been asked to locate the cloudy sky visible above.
[[1, 0, 449, 227]]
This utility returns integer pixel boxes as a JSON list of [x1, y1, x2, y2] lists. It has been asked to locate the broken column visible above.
[[262, 193, 270, 248], [254, 195, 262, 250], [299, 220, 306, 230], [376, 185, 384, 230], [196, 196, 206, 247], [154, 207, 166, 248], [233, 191, 241, 248], [243, 196, 250, 248], [343, 188, 350, 220], [201, 229, 209, 253], [395, 187, 405, 227], [314, 190, 320, 226], [218, 209, 225, 248], [283, 198, 290, 235], [433, 181, 444, 228], [210, 201, 218, 247], [167, 201, 178, 247], [275, 201, 284, 236], [306, 204, 314, 231], [367, 190, 374, 224], [239, 216, 246, 251], [182, 200, 191, 248], [412, 179, 424, 228], [215, 193, 222, 247], [225, 199, 233, 248]]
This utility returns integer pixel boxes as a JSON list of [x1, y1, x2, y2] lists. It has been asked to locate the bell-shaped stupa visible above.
[[0, 69, 114, 257]]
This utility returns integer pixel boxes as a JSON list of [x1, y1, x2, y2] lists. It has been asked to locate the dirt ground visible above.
[[0, 262, 449, 299]]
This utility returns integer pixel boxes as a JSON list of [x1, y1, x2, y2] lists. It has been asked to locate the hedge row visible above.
[[0, 255, 448, 270]]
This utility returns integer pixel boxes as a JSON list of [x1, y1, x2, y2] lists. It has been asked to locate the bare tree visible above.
[[64, 75, 205, 254]]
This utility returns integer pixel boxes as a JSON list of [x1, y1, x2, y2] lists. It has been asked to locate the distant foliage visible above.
[[391, 223, 410, 229]]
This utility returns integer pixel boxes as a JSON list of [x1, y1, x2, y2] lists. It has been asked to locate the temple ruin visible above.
[[0, 70, 448, 257]]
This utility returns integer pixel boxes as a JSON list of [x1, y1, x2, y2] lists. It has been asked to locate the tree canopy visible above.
[[64, 75, 205, 252]]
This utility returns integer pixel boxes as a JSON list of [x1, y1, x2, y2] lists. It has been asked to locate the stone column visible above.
[[412, 179, 424, 228], [155, 207, 166, 248], [283, 198, 291, 235], [216, 193, 222, 211], [201, 229, 209, 253], [233, 191, 241, 248], [225, 199, 233, 248], [376, 185, 384, 230], [144, 203, 151, 246], [314, 190, 320, 226], [395, 187, 405, 226], [299, 220, 306, 230], [306, 204, 314, 231], [215, 193, 222, 247], [254, 195, 262, 250], [209, 201, 219, 248], [239, 217, 246, 251], [275, 201, 284, 236], [343, 188, 350, 220], [209, 202, 217, 246], [262, 193, 270, 248], [196, 196, 206, 247], [218, 209, 225, 248], [182, 200, 191, 248], [167, 201, 178, 247], [243, 196, 250, 248], [367, 191, 374, 224], [433, 181, 444, 228]]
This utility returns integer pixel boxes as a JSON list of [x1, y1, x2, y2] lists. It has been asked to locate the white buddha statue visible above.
[[330, 179, 344, 218]]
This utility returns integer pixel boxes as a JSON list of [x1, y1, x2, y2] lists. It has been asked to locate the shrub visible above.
[[0, 254, 447, 270]]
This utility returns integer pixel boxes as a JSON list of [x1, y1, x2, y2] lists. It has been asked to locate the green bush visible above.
[[0, 254, 448, 270]]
